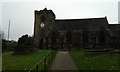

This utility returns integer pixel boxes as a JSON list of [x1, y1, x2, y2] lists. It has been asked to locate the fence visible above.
[[27, 50, 56, 72]]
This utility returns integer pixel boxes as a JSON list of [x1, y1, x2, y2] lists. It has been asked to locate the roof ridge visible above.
[[55, 17, 106, 21]]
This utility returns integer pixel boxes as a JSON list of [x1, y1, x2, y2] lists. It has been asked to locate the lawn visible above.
[[2, 50, 51, 71], [70, 50, 120, 70], [0, 53, 2, 71]]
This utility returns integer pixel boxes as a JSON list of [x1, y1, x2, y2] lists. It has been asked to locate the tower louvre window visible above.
[[41, 15, 45, 22]]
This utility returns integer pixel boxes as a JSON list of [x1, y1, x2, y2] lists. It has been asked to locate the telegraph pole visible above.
[[7, 20, 10, 49], [7, 20, 10, 41]]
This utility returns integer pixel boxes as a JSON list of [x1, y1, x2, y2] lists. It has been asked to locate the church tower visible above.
[[34, 8, 56, 49]]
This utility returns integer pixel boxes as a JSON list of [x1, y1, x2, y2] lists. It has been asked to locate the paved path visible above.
[[49, 51, 78, 70]]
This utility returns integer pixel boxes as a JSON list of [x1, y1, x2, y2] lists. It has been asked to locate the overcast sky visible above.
[[1, 0, 120, 41]]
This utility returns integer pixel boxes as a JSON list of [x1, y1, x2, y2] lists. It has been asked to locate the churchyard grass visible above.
[[70, 49, 120, 70], [2, 50, 51, 70], [0, 53, 2, 71]]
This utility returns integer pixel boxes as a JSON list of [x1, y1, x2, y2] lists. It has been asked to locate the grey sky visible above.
[[1, 0, 120, 41], [118, 1, 120, 24]]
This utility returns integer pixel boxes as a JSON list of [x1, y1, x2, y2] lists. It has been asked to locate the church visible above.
[[34, 8, 120, 50]]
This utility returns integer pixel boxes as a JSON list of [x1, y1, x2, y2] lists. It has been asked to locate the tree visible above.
[[18, 34, 33, 47], [14, 34, 33, 54], [0, 30, 5, 39], [1, 30, 7, 52], [2, 39, 7, 52], [2, 39, 17, 52], [0, 30, 5, 47]]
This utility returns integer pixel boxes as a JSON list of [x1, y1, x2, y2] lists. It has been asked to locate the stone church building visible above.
[[34, 8, 120, 50]]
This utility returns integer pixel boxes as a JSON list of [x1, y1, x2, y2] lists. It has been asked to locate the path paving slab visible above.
[[49, 51, 79, 70]]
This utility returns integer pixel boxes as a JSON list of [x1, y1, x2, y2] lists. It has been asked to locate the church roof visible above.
[[53, 17, 109, 32]]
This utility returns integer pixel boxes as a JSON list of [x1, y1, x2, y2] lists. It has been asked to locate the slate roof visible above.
[[53, 17, 109, 32]]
